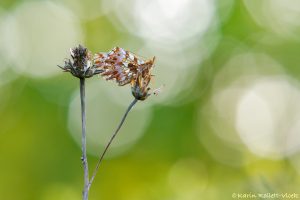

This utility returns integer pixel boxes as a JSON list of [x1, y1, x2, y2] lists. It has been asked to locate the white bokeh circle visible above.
[[244, 0, 300, 40], [0, 1, 83, 78], [102, 0, 216, 46], [236, 76, 300, 159]]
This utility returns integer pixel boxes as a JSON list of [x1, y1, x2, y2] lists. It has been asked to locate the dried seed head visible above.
[[58, 44, 102, 78]]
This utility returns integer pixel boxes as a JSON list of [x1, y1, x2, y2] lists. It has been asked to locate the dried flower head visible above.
[[58, 44, 102, 78], [94, 47, 156, 100]]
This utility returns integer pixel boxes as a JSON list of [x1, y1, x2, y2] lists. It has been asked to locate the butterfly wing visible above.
[[94, 47, 155, 86]]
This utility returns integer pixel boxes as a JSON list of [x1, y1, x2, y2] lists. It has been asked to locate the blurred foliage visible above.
[[1, 0, 300, 200]]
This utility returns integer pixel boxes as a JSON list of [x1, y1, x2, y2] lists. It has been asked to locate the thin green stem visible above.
[[88, 98, 138, 189]]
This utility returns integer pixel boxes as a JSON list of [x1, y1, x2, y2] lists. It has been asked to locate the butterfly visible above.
[[94, 47, 155, 86]]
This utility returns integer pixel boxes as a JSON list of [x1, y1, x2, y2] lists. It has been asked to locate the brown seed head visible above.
[[58, 44, 102, 78]]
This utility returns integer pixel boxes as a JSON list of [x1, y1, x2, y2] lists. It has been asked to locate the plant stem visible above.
[[80, 78, 89, 200], [88, 98, 138, 189]]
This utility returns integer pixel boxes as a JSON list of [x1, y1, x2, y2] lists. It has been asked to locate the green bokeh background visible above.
[[1, 0, 300, 199]]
